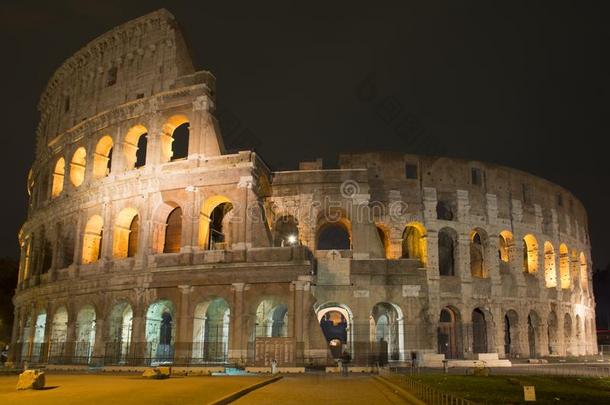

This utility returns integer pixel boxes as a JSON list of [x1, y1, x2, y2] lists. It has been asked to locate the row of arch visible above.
[[438, 306, 594, 358], [49, 115, 190, 199], [19, 297, 289, 364], [436, 227, 588, 291], [309, 218, 588, 292]]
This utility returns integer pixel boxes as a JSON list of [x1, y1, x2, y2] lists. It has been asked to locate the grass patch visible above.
[[388, 374, 610, 404]]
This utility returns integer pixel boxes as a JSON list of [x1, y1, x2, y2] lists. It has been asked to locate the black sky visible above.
[[0, 1, 608, 270]]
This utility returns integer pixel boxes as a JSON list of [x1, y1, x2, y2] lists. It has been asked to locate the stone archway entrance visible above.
[[438, 307, 460, 359], [316, 304, 353, 360], [472, 308, 488, 354]]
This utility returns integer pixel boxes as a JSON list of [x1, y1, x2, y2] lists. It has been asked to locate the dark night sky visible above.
[[0, 1, 608, 272]]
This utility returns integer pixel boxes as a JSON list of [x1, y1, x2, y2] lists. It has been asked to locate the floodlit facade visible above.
[[11, 9, 597, 368]]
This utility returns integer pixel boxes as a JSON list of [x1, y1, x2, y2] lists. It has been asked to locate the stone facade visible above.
[[11, 9, 597, 367]]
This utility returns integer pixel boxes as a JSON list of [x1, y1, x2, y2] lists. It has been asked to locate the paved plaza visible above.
[[0, 373, 410, 405]]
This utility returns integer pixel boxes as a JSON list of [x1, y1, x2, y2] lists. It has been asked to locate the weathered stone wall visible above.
[[12, 10, 597, 367]]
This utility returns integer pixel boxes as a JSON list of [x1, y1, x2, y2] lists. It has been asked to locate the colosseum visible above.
[[10, 9, 597, 369]]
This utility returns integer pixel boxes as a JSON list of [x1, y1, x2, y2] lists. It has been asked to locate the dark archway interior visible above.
[[438, 231, 455, 276], [171, 123, 189, 160], [135, 134, 147, 168], [317, 224, 350, 250], [320, 311, 347, 358]]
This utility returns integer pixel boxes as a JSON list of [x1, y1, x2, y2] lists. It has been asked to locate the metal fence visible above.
[[380, 368, 478, 405], [11, 341, 231, 367]]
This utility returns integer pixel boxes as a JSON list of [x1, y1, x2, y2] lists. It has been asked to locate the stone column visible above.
[[100, 200, 113, 260], [351, 313, 370, 365], [146, 115, 164, 166], [229, 283, 247, 364], [72, 212, 84, 266], [42, 310, 54, 363], [175, 285, 193, 363], [129, 300, 146, 365], [64, 311, 77, 362], [92, 317, 105, 365], [488, 234, 502, 296], [8, 308, 21, 362], [231, 178, 252, 250], [181, 187, 199, 253], [192, 96, 224, 157], [457, 233, 473, 299]]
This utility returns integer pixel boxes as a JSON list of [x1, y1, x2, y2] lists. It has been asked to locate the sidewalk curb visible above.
[[374, 376, 426, 405], [208, 375, 283, 405]]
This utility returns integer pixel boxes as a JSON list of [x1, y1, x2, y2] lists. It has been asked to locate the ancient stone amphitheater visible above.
[[11, 9, 596, 369]]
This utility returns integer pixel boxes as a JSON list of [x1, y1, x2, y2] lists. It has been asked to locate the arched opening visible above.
[[192, 298, 230, 363], [31, 310, 47, 362], [498, 231, 513, 272], [75, 305, 96, 364], [436, 201, 454, 220], [273, 215, 299, 247], [316, 221, 351, 250], [504, 310, 519, 358], [113, 208, 139, 259], [523, 234, 538, 274], [107, 302, 133, 364], [528, 311, 540, 358], [564, 314, 573, 356], [470, 229, 487, 278], [199, 196, 233, 250], [472, 308, 488, 354], [123, 125, 148, 169], [163, 207, 182, 253], [82, 215, 103, 264], [370, 302, 404, 363], [544, 242, 557, 288], [49, 307, 68, 362], [376, 225, 390, 258], [146, 300, 174, 364], [559, 244, 570, 289], [402, 223, 426, 264], [438, 307, 460, 359], [51, 158, 65, 198], [438, 228, 457, 276], [255, 300, 288, 338], [548, 311, 558, 355], [317, 303, 353, 359], [93, 135, 113, 179], [161, 115, 190, 162], [69, 147, 87, 187], [579, 253, 588, 293]]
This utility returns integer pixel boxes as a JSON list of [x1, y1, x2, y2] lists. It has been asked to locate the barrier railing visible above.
[[380, 368, 478, 405]]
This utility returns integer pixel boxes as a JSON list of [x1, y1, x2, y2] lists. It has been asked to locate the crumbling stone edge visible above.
[[207, 375, 283, 405]]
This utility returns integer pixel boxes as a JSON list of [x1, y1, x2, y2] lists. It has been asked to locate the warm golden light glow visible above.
[[113, 207, 139, 258], [161, 114, 189, 162], [498, 230, 513, 263], [93, 135, 113, 179], [579, 252, 588, 293], [51, 157, 65, 198], [544, 241, 557, 288], [123, 124, 148, 169], [523, 234, 538, 273], [559, 243, 570, 289], [82, 215, 103, 264], [402, 222, 427, 265], [70, 147, 87, 187], [199, 195, 233, 249]]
